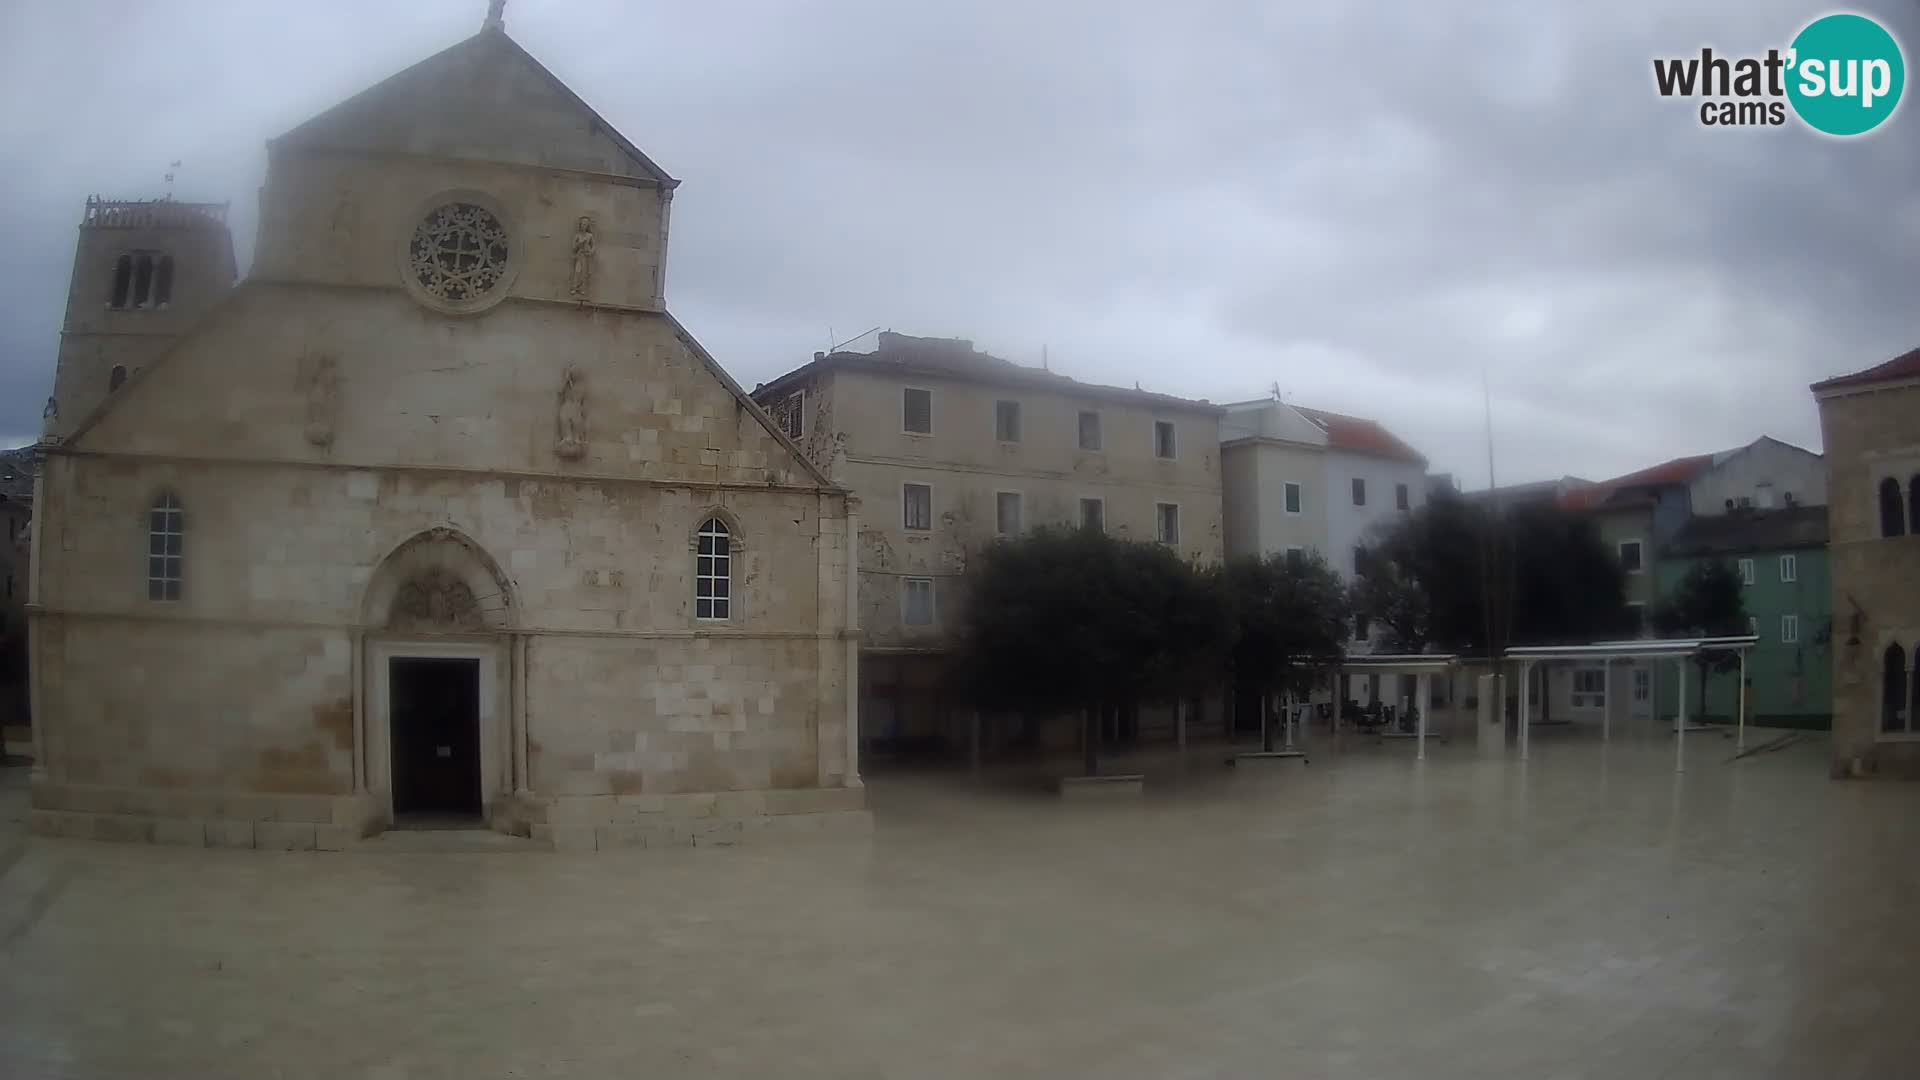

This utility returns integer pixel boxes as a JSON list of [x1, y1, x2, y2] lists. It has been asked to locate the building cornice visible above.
[[1813, 374, 1920, 401], [38, 448, 839, 497]]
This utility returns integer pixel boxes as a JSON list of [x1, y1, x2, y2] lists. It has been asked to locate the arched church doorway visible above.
[[360, 529, 517, 828]]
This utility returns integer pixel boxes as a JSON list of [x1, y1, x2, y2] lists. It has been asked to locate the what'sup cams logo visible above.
[[1653, 12, 1905, 135]]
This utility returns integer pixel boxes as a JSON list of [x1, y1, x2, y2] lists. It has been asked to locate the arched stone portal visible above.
[[357, 528, 520, 832]]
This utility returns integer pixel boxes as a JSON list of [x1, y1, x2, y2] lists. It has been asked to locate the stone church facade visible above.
[[25, 18, 864, 848]]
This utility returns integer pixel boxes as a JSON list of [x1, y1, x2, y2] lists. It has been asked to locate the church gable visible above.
[[67, 285, 833, 491], [272, 27, 674, 185]]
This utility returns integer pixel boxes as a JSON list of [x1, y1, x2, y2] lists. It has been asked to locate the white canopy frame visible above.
[[1333, 654, 1462, 761], [1504, 636, 1759, 772]]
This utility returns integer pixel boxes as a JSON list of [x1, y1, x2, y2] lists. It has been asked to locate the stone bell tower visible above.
[[44, 196, 237, 440]]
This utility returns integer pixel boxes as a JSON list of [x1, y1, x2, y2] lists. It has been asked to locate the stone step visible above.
[[358, 828, 543, 854]]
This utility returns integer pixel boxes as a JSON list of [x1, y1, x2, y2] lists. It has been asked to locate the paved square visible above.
[[3, 728, 1917, 1078]]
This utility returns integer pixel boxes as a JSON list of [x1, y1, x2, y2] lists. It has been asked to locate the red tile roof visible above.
[[1555, 454, 1715, 511], [1291, 406, 1427, 465], [1811, 345, 1920, 392]]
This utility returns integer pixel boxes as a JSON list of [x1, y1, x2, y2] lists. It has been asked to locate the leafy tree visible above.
[[1350, 539, 1431, 653], [1506, 502, 1636, 646], [1653, 559, 1748, 720], [1358, 491, 1632, 656], [950, 527, 1230, 775], [1223, 550, 1350, 751]]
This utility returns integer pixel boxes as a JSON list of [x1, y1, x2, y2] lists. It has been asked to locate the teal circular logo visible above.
[[1787, 13, 1905, 136]]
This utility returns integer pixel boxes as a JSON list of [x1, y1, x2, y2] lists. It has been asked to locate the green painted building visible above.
[[1654, 506, 1831, 729]]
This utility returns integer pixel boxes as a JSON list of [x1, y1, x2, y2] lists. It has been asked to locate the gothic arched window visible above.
[[108, 254, 132, 309], [1879, 477, 1905, 538], [131, 254, 154, 309], [147, 493, 183, 601], [1885, 642, 1909, 734], [153, 255, 174, 307], [695, 517, 731, 621]]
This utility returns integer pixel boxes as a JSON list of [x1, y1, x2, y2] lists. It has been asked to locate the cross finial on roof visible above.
[[483, 0, 506, 31]]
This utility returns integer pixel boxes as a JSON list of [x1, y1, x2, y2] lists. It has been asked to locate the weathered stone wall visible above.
[[254, 153, 667, 312], [35, 618, 355, 794], [1816, 381, 1920, 776], [71, 289, 795, 486], [819, 369, 1223, 647], [526, 634, 829, 795], [31, 451, 848, 808]]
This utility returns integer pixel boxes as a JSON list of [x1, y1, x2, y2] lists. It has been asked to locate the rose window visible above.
[[408, 203, 510, 302]]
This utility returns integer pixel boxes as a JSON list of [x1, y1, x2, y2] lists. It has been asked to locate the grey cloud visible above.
[[2, 0, 1915, 486]]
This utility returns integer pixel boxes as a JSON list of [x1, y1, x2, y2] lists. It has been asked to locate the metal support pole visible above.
[[1333, 667, 1344, 751], [1603, 657, 1612, 743], [1737, 650, 1748, 753], [1676, 657, 1689, 774], [1519, 661, 1533, 760], [1416, 672, 1430, 761]]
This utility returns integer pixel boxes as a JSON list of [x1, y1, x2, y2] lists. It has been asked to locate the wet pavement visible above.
[[2, 723, 1917, 1078]]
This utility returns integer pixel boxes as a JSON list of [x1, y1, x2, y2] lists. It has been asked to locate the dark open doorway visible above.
[[389, 656, 482, 822]]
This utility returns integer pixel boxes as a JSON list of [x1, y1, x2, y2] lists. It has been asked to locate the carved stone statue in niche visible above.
[[302, 352, 339, 448], [556, 367, 587, 460], [569, 216, 595, 299], [389, 569, 483, 632]]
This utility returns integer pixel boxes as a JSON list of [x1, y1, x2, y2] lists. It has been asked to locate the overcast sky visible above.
[[1, 0, 1915, 486]]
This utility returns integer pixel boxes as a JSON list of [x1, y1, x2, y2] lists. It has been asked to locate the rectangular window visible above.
[[778, 391, 804, 440], [1351, 478, 1366, 506], [902, 387, 932, 434], [902, 577, 935, 627], [1353, 545, 1368, 576], [1395, 483, 1410, 511], [1285, 546, 1305, 568], [1156, 503, 1180, 545], [1632, 668, 1651, 704], [147, 497, 183, 602], [995, 491, 1023, 536], [1618, 540, 1644, 573], [1781, 614, 1800, 644], [902, 483, 932, 531], [1078, 410, 1103, 451], [1572, 668, 1606, 709], [995, 399, 1021, 442], [1154, 420, 1177, 460], [1738, 557, 1755, 585], [1079, 497, 1105, 533], [1284, 482, 1302, 514], [1779, 554, 1797, 583]]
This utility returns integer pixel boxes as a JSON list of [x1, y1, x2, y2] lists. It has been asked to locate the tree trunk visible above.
[[1082, 706, 1098, 777]]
